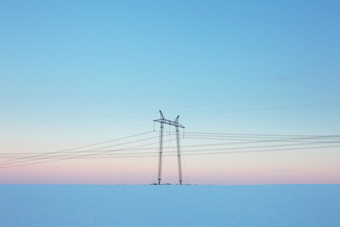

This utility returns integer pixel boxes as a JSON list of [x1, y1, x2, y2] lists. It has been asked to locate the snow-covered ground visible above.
[[1, 185, 339, 226]]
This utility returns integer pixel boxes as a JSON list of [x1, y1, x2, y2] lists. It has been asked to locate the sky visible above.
[[0, 0, 340, 184]]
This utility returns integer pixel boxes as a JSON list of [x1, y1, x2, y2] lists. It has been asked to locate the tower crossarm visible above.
[[153, 119, 185, 128], [153, 110, 185, 128]]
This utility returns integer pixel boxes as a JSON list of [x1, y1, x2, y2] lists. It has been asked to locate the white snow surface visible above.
[[1, 185, 339, 227]]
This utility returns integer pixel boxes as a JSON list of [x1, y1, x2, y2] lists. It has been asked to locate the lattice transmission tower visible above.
[[154, 110, 185, 185]]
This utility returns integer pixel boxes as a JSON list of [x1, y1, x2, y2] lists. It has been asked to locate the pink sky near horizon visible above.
[[1, 152, 339, 185]]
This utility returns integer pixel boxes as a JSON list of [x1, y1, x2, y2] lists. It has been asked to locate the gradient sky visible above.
[[1, 0, 340, 184]]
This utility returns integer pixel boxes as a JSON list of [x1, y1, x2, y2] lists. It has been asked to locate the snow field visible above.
[[1, 185, 339, 227]]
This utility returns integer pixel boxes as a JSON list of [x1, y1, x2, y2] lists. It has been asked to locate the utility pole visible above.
[[154, 110, 185, 185]]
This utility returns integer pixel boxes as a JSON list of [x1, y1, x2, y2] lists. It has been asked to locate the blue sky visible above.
[[1, 1, 340, 113], [1, 1, 340, 184]]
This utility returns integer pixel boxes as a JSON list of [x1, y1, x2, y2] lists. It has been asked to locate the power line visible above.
[[0, 131, 155, 166], [2, 143, 336, 161], [1, 134, 338, 168], [1, 127, 339, 171], [0, 139, 158, 168], [184, 131, 340, 138]]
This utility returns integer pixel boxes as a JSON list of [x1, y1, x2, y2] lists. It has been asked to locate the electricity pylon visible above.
[[154, 110, 185, 185]]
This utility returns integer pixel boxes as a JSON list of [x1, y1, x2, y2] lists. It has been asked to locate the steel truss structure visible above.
[[154, 110, 185, 185]]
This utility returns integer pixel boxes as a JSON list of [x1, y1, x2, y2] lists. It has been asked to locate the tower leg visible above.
[[157, 123, 164, 185], [176, 126, 183, 185]]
